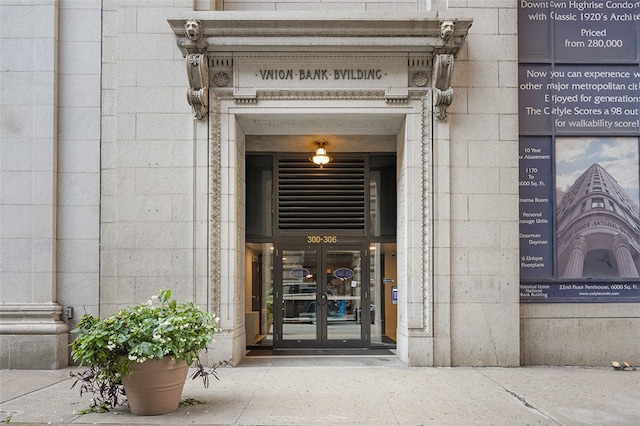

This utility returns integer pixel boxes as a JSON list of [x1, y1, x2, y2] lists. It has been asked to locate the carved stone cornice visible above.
[[169, 14, 472, 120], [169, 14, 472, 55]]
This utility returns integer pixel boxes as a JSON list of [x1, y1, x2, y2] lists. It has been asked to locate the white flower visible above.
[[128, 354, 137, 361]]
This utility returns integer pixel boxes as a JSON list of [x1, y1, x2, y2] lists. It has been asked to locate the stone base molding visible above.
[[0, 303, 69, 369]]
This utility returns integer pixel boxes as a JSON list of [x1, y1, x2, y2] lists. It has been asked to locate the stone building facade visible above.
[[1, 0, 638, 369]]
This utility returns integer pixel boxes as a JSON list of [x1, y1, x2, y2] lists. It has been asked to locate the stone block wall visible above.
[[56, 0, 102, 335], [99, 0, 210, 321], [1, 0, 102, 368], [445, 0, 521, 366]]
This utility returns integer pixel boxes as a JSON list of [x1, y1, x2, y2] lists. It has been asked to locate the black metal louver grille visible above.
[[278, 157, 366, 231]]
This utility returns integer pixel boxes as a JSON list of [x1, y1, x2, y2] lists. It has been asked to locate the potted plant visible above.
[[69, 289, 219, 415]]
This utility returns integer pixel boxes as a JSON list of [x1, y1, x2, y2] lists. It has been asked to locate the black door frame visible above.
[[273, 242, 370, 349]]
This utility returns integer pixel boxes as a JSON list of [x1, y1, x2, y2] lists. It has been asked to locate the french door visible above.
[[273, 244, 369, 348]]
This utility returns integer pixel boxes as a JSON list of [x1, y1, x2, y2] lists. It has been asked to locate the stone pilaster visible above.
[[0, 0, 69, 369]]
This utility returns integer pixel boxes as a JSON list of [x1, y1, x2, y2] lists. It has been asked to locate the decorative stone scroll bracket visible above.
[[433, 53, 454, 120], [187, 53, 209, 119], [184, 19, 209, 120], [432, 19, 456, 120]]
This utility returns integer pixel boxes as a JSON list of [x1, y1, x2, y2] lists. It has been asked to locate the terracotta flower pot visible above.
[[122, 357, 189, 415]]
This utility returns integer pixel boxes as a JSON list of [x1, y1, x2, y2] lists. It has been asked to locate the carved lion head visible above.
[[185, 19, 203, 42], [439, 20, 455, 41]]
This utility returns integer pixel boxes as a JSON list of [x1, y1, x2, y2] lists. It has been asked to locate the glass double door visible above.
[[274, 244, 369, 348]]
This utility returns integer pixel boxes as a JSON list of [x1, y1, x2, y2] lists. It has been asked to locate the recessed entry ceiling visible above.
[[236, 113, 405, 136]]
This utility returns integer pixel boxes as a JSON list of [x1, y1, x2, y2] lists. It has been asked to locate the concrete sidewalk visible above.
[[1, 355, 639, 425]]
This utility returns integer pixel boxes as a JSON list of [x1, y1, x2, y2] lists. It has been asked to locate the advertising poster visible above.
[[519, 1, 640, 302]]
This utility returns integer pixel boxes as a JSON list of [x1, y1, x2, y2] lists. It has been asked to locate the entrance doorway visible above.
[[245, 241, 397, 351], [276, 244, 368, 348], [244, 151, 397, 352]]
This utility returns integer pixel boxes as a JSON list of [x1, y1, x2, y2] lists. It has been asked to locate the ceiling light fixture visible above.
[[310, 140, 332, 168]]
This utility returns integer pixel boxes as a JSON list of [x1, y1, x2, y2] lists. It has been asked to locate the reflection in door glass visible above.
[[326, 250, 362, 341], [245, 243, 397, 350], [370, 243, 397, 346], [245, 243, 274, 347], [282, 249, 317, 341]]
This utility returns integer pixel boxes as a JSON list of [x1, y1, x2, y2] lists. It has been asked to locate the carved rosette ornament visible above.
[[413, 72, 428, 87], [213, 72, 229, 87]]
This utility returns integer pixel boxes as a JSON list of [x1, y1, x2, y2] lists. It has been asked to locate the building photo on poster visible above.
[[555, 137, 639, 279], [518, 1, 640, 302]]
